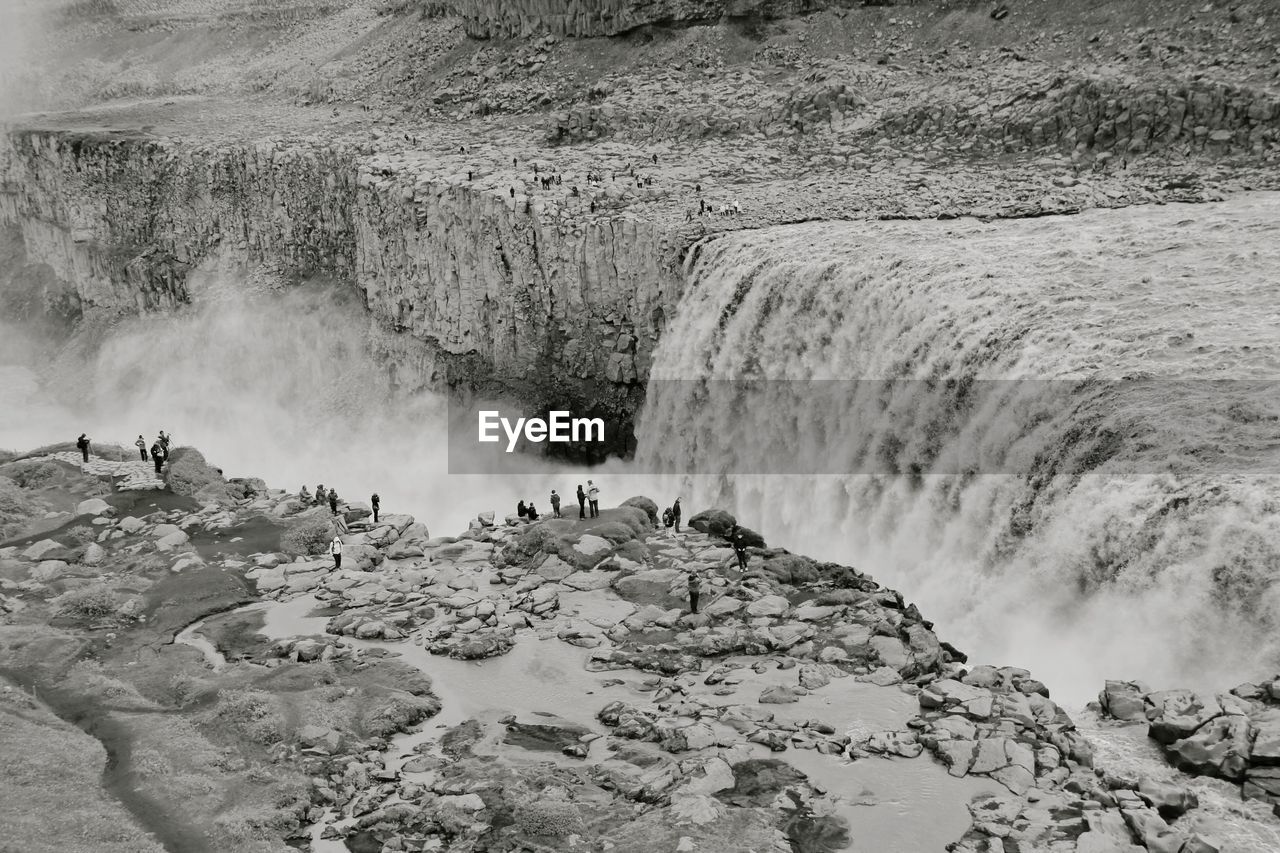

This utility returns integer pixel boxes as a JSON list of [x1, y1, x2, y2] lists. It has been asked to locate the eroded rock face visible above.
[[431, 0, 838, 39]]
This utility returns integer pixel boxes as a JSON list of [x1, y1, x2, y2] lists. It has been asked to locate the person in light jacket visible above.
[[330, 536, 343, 569]]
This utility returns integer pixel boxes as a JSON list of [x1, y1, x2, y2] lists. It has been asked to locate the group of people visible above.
[[326, 492, 382, 568], [73, 431, 170, 474], [298, 485, 382, 523], [516, 480, 600, 523], [133, 431, 172, 474]]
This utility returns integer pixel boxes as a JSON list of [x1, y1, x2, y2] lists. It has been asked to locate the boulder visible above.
[[1138, 777, 1198, 820], [75, 498, 112, 517], [155, 530, 191, 551], [30, 560, 67, 582], [621, 496, 659, 525], [1166, 714, 1253, 781], [688, 509, 736, 538], [759, 685, 802, 704], [21, 540, 62, 561], [745, 595, 789, 618], [81, 543, 106, 567], [534, 555, 575, 581], [117, 517, 145, 534], [1146, 690, 1223, 745]]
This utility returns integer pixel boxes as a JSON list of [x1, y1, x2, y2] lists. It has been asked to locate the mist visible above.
[[0, 263, 631, 537]]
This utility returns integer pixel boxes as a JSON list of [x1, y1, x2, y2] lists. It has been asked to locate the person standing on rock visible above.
[[151, 442, 164, 475], [315, 485, 327, 506], [587, 480, 600, 518], [330, 536, 342, 569], [135, 435, 148, 461], [76, 433, 91, 463], [730, 524, 749, 572], [672, 497, 682, 533], [576, 484, 586, 519], [687, 569, 702, 614], [371, 493, 380, 523], [158, 431, 171, 454], [550, 489, 561, 518], [328, 489, 339, 515]]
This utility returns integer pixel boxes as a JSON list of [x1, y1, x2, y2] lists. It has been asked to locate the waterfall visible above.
[[635, 193, 1280, 702]]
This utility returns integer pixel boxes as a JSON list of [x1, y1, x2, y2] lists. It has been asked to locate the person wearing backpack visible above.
[[151, 442, 164, 475], [576, 485, 586, 519], [550, 490, 561, 518], [329, 536, 343, 569], [76, 433, 91, 463]]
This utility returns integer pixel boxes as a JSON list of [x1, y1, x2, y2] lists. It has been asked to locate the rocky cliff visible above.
[[428, 0, 840, 39], [0, 129, 685, 455]]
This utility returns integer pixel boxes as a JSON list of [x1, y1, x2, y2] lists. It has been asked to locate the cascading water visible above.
[[635, 193, 1280, 702]]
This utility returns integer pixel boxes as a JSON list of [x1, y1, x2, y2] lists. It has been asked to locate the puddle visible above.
[[783, 747, 996, 853], [702, 656, 917, 734], [173, 619, 226, 671]]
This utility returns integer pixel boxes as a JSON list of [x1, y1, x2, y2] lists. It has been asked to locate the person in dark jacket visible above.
[[371, 493, 380, 523], [76, 433, 91, 463], [527, 502, 539, 521], [328, 489, 339, 515], [151, 442, 164, 474], [517, 500, 527, 519], [730, 524, 749, 571], [687, 569, 701, 614], [576, 485, 586, 519], [662, 507, 674, 528], [315, 485, 327, 506], [550, 489, 561, 518], [672, 497, 682, 532]]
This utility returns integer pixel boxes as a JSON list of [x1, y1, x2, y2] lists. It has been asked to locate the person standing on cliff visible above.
[[550, 489, 561, 518], [672, 497, 682, 533], [687, 569, 701, 614], [76, 433, 91, 463], [328, 489, 340, 516], [371, 493, 380, 523], [576, 485, 586, 519], [730, 524, 749, 572], [151, 442, 164, 475], [315, 485, 327, 506], [330, 536, 343, 569], [587, 480, 600, 518], [135, 435, 148, 461]]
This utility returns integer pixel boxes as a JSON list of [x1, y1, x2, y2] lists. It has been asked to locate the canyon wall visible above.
[[426, 0, 842, 39], [0, 130, 684, 455]]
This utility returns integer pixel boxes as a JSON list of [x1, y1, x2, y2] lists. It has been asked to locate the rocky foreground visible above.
[[0, 444, 1260, 852]]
